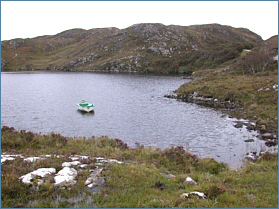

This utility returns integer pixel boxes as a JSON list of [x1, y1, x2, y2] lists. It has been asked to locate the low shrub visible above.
[[193, 158, 227, 175]]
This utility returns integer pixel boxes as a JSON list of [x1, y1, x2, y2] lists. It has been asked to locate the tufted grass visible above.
[[1, 126, 278, 208], [178, 69, 278, 131]]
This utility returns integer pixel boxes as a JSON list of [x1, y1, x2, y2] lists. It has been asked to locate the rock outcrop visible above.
[[1, 154, 124, 192], [1, 23, 263, 73]]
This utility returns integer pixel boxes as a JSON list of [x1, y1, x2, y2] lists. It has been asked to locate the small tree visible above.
[[240, 42, 275, 75], [173, 63, 179, 73]]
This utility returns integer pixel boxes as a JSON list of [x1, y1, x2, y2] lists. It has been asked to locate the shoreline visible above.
[[1, 124, 277, 170], [1, 126, 278, 208], [164, 92, 278, 147]]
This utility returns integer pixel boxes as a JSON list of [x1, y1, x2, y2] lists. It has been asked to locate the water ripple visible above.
[[1, 72, 277, 169]]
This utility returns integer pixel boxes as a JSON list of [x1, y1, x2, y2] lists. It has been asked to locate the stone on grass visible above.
[[54, 167, 77, 186], [85, 168, 106, 193], [160, 173, 176, 179], [40, 154, 52, 158], [180, 192, 206, 199], [184, 176, 197, 185], [70, 157, 80, 161], [24, 157, 44, 163], [85, 168, 103, 186], [19, 168, 56, 184], [19, 173, 35, 184], [17, 154, 126, 191], [78, 155, 90, 159], [1, 154, 24, 164], [79, 164, 88, 168], [94, 157, 105, 160], [1, 157, 15, 164], [99, 159, 123, 164], [62, 161, 81, 167], [87, 177, 105, 188]]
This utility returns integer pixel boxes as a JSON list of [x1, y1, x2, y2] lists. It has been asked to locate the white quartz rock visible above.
[[181, 192, 206, 199], [62, 161, 81, 167], [184, 176, 197, 184], [19, 168, 56, 184], [54, 167, 77, 186], [1, 157, 15, 163], [24, 157, 45, 163]]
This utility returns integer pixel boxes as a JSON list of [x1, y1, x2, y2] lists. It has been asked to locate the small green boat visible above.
[[77, 100, 95, 112]]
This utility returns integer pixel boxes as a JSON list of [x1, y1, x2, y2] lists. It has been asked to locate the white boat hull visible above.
[[78, 106, 94, 112]]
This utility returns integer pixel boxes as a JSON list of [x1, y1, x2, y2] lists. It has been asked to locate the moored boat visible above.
[[77, 100, 95, 112]]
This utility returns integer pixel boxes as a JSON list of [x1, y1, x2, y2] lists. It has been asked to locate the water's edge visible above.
[[1, 71, 277, 169]]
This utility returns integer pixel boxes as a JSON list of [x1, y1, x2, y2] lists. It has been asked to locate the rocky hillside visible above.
[[1, 23, 263, 73], [176, 35, 278, 131]]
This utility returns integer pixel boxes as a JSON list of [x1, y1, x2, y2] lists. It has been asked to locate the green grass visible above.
[[178, 68, 278, 130], [1, 126, 278, 208]]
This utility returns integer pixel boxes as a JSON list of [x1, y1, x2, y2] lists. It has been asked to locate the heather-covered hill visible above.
[[177, 36, 278, 131], [1, 23, 263, 73]]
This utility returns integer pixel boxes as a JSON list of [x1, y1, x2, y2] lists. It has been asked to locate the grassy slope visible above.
[[1, 127, 278, 208], [1, 24, 262, 73], [177, 35, 278, 131], [178, 68, 278, 130]]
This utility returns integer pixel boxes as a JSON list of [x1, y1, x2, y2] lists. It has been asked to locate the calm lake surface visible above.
[[1, 71, 276, 169]]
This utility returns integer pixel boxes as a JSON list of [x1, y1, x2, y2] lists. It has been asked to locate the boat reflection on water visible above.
[[77, 109, 95, 116]]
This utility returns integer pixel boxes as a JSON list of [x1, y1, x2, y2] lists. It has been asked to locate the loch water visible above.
[[1, 71, 276, 169]]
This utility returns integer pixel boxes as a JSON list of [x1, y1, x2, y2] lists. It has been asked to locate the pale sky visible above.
[[1, 1, 278, 41]]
